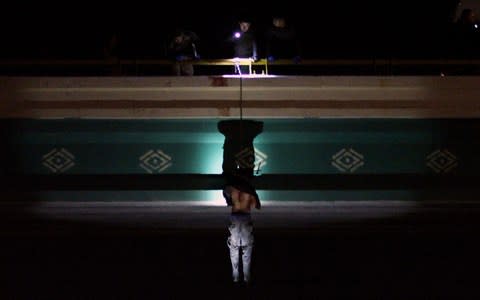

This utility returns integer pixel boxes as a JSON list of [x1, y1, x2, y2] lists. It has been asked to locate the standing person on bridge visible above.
[[265, 15, 301, 64], [227, 16, 258, 75], [168, 28, 200, 76]]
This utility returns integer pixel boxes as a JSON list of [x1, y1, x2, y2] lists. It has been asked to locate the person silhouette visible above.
[[227, 17, 258, 75], [103, 32, 122, 75], [168, 28, 200, 76], [218, 119, 263, 177], [218, 119, 263, 283], [265, 15, 301, 63], [455, 8, 480, 54]]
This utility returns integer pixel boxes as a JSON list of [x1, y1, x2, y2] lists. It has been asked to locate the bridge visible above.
[[1, 58, 480, 75], [1, 73, 480, 298]]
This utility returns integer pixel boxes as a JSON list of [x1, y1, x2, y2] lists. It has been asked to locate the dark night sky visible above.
[[0, 1, 461, 59]]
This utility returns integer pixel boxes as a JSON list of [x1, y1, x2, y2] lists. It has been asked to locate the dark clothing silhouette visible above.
[[218, 119, 263, 176], [452, 8, 480, 58], [218, 119, 263, 210], [168, 30, 199, 60], [228, 29, 258, 60], [265, 24, 301, 60], [168, 30, 199, 76]]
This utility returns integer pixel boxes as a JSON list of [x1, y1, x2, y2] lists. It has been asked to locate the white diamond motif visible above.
[[331, 148, 364, 173], [235, 147, 268, 174], [139, 150, 172, 173], [426, 149, 458, 173], [42, 148, 75, 173]]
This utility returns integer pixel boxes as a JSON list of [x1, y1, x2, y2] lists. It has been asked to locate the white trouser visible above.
[[227, 213, 254, 282]]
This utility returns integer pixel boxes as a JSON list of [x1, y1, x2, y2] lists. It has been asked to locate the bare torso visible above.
[[230, 187, 256, 213]]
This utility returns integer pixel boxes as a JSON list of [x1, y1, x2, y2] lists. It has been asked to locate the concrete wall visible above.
[[2, 75, 480, 118]]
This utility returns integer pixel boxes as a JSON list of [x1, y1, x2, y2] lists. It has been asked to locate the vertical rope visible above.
[[238, 75, 244, 172], [239, 76, 243, 120]]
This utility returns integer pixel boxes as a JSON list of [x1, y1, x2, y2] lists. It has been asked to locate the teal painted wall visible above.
[[3, 118, 478, 174], [2, 118, 479, 201]]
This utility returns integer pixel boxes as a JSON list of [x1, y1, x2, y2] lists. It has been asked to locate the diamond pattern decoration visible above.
[[139, 149, 172, 173], [426, 149, 458, 173], [235, 147, 268, 173], [42, 148, 75, 173], [331, 148, 364, 173]]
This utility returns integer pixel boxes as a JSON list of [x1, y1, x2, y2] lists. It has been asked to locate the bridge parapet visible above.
[[2, 75, 480, 118]]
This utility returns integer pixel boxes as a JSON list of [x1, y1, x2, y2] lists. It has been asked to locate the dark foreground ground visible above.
[[1, 201, 479, 299]]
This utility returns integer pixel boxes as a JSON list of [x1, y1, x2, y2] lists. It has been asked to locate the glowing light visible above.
[[221, 74, 278, 78], [234, 32, 241, 38]]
